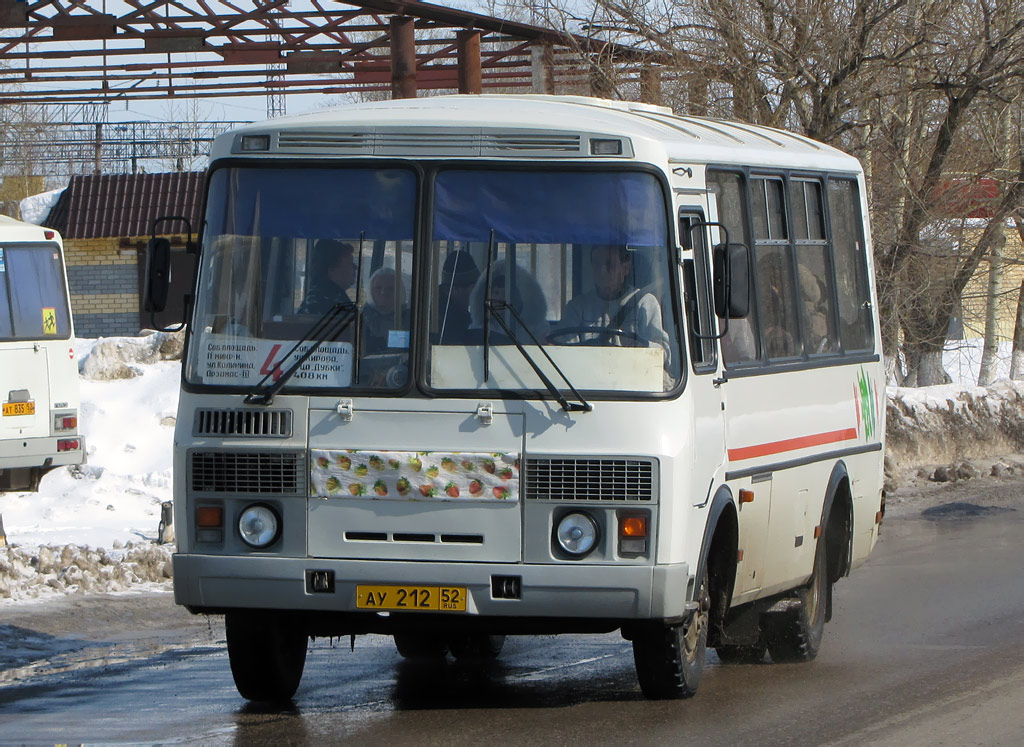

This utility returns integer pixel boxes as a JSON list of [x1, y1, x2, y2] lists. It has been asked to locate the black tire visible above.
[[393, 633, 449, 659], [715, 640, 767, 664], [631, 568, 709, 699], [449, 634, 506, 661], [763, 540, 827, 663], [225, 611, 308, 702]]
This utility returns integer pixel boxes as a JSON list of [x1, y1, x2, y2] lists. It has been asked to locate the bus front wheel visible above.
[[763, 540, 827, 662], [225, 611, 308, 702], [631, 568, 709, 699]]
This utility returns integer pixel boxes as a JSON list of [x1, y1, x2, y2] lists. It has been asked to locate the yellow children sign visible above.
[[42, 307, 57, 335]]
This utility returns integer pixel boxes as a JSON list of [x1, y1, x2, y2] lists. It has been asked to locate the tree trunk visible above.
[[977, 233, 1005, 385], [916, 348, 949, 386], [1011, 278, 1024, 380]]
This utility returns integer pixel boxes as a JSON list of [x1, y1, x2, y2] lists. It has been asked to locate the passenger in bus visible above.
[[467, 259, 549, 342], [556, 245, 671, 368], [298, 239, 356, 315], [363, 267, 409, 353], [436, 250, 480, 343]]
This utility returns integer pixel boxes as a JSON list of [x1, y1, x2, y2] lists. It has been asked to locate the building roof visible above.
[[45, 172, 204, 239]]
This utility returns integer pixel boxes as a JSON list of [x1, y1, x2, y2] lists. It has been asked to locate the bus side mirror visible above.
[[144, 237, 172, 313], [713, 243, 750, 319]]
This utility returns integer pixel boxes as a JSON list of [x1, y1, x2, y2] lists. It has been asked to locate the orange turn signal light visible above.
[[620, 516, 648, 538], [739, 489, 754, 504], [196, 506, 223, 528]]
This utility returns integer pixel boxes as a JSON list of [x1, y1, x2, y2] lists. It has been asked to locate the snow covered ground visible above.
[[0, 332, 1020, 604]]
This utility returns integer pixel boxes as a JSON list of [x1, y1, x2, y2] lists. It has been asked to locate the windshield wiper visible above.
[[480, 230, 589, 413], [485, 301, 592, 414], [244, 301, 357, 406]]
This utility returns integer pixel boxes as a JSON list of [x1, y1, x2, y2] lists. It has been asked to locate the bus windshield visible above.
[[427, 169, 681, 394], [186, 166, 417, 392], [0, 243, 71, 341]]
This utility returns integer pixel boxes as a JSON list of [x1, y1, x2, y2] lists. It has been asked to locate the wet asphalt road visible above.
[[2, 506, 1024, 745]]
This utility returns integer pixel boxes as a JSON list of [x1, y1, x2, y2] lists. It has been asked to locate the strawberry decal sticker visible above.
[[310, 450, 520, 502]]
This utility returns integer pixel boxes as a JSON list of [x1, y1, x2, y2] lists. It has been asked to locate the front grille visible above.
[[525, 457, 656, 501], [190, 451, 303, 494], [194, 409, 292, 438]]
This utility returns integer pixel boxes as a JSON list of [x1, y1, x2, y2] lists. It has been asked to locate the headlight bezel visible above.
[[554, 510, 600, 559], [237, 502, 282, 549]]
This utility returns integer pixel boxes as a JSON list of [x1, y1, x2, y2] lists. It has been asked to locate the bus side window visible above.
[[708, 171, 758, 365], [751, 177, 801, 360], [829, 179, 874, 351], [791, 180, 838, 355]]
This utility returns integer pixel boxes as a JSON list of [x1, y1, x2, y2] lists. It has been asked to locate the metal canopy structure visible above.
[[0, 0, 666, 106]]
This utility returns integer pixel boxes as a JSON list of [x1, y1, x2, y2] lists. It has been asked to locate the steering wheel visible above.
[[548, 326, 646, 346]]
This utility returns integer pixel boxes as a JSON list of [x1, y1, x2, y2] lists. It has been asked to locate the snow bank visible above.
[[1, 331, 183, 604], [0, 541, 172, 603], [886, 380, 1024, 470]]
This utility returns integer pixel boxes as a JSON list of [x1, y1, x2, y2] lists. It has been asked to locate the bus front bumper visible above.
[[173, 553, 690, 623]]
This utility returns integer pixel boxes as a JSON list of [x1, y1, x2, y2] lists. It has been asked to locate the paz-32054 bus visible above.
[[0, 215, 84, 493], [153, 95, 884, 702]]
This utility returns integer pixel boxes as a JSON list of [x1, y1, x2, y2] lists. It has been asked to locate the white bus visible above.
[[157, 95, 884, 702], [0, 215, 84, 492]]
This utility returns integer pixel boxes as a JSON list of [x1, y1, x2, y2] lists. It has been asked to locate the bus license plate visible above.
[[356, 585, 467, 612], [2, 401, 34, 416]]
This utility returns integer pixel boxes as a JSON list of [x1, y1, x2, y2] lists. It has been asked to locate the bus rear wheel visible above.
[[631, 568, 709, 699], [763, 540, 827, 662], [225, 611, 308, 702]]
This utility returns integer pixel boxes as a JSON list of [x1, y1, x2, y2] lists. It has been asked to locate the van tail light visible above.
[[57, 439, 80, 452], [54, 414, 78, 431]]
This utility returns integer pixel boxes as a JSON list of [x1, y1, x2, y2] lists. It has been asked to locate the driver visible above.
[[557, 244, 671, 368]]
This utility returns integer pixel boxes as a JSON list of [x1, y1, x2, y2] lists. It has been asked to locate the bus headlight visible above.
[[238, 504, 280, 548], [556, 512, 599, 557]]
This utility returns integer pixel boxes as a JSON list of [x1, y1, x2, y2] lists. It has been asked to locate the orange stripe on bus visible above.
[[728, 428, 858, 461]]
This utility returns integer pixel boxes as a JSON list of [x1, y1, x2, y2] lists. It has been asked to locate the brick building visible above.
[[44, 173, 203, 337]]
